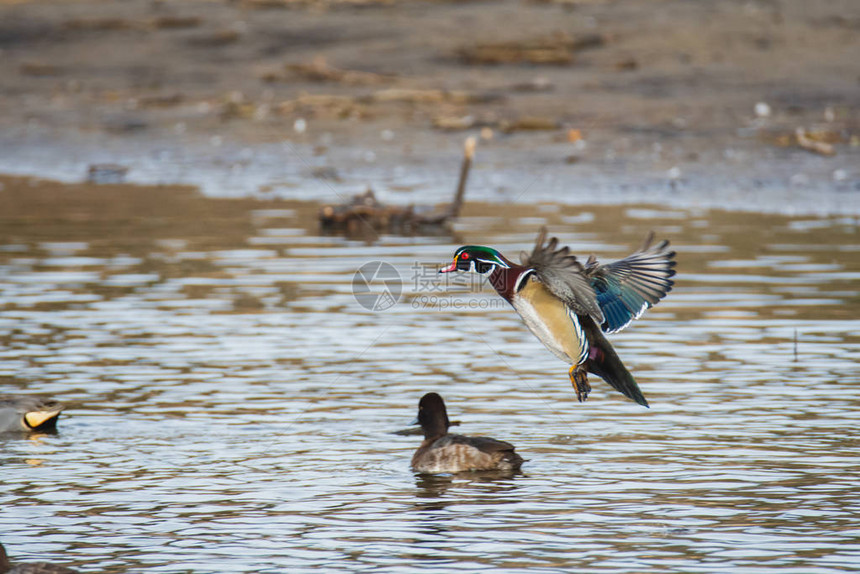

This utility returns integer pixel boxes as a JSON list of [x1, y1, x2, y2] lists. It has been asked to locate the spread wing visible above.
[[586, 232, 676, 334], [521, 228, 604, 323]]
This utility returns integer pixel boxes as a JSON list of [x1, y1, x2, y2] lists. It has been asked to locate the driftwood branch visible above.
[[319, 137, 476, 234], [418, 136, 475, 224]]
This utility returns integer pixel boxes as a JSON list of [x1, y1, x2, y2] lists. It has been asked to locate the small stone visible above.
[[253, 104, 270, 121], [614, 57, 638, 71], [87, 164, 129, 184], [755, 102, 771, 118], [312, 166, 340, 181]]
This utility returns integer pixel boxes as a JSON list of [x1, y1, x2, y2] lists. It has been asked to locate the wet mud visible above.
[[0, 0, 857, 212]]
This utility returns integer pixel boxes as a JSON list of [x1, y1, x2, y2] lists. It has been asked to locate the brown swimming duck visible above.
[[411, 392, 524, 474], [0, 542, 79, 574], [440, 228, 676, 406]]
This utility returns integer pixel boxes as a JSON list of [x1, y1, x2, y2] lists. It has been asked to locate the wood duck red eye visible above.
[[456, 255, 472, 271]]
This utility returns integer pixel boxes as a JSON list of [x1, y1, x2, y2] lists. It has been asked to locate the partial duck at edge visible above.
[[1, 542, 79, 574], [0, 396, 64, 433]]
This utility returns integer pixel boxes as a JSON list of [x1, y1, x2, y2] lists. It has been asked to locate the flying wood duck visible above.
[[439, 228, 676, 406]]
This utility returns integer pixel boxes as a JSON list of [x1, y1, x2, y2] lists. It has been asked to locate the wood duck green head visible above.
[[439, 245, 512, 274], [440, 228, 677, 407]]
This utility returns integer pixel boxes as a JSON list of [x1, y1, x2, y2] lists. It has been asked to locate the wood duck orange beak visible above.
[[439, 258, 458, 273]]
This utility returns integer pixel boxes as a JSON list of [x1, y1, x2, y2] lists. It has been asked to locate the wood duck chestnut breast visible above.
[[439, 228, 676, 406]]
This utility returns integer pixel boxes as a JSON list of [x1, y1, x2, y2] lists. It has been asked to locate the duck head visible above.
[[439, 246, 511, 274], [415, 392, 451, 440]]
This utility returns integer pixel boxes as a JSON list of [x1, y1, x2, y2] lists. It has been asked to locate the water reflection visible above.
[[414, 472, 523, 501], [0, 176, 858, 572]]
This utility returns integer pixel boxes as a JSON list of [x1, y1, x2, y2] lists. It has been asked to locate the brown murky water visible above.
[[1, 176, 858, 573]]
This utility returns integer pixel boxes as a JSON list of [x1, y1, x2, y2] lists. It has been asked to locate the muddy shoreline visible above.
[[0, 0, 858, 214]]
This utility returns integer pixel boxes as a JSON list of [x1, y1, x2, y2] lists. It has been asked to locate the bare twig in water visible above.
[[794, 328, 798, 362], [319, 137, 476, 234], [420, 136, 475, 223]]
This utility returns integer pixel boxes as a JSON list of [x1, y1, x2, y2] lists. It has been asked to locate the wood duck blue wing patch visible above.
[[588, 233, 676, 334]]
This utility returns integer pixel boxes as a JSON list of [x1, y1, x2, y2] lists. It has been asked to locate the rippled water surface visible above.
[[1, 177, 858, 573]]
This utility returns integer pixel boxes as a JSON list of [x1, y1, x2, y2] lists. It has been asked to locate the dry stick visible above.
[[794, 328, 798, 362], [320, 136, 476, 230], [795, 128, 836, 157], [447, 136, 476, 219], [421, 136, 476, 224]]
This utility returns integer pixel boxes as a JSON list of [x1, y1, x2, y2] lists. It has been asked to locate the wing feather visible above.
[[522, 228, 604, 323], [588, 232, 676, 333], [449, 434, 517, 454]]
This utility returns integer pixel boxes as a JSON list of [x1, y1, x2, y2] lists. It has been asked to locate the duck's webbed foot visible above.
[[568, 365, 591, 403]]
